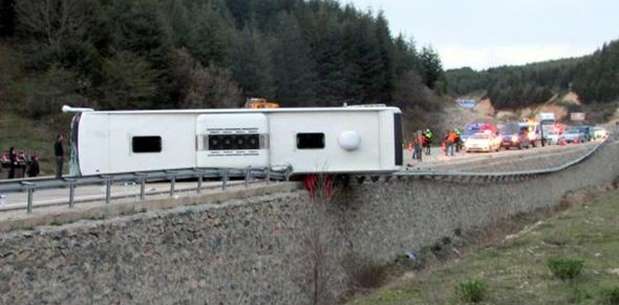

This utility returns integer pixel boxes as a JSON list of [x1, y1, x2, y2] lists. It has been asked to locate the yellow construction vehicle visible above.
[[244, 98, 279, 109]]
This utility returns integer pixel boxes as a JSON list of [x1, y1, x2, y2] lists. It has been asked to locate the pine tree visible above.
[[419, 46, 443, 90], [185, 1, 233, 67], [270, 13, 317, 106], [230, 27, 275, 98], [0, 0, 15, 37]]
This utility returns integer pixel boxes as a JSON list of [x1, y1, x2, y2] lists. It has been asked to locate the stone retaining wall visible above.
[[1, 142, 618, 305]]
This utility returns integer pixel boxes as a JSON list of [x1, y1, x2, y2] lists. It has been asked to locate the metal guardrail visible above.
[[0, 139, 609, 214], [393, 140, 606, 181], [0, 167, 292, 214]]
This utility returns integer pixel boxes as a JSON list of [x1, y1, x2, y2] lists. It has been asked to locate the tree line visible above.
[[0, 0, 446, 120], [445, 39, 619, 109]]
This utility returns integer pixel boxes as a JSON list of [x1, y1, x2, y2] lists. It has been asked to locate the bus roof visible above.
[[63, 105, 401, 115]]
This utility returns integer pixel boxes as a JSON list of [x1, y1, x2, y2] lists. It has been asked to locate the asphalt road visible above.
[[404, 140, 598, 171]]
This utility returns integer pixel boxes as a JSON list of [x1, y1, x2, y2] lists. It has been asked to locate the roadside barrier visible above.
[[0, 139, 606, 214], [0, 167, 292, 214]]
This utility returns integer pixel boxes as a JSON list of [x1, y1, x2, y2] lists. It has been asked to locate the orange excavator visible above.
[[244, 98, 279, 109]]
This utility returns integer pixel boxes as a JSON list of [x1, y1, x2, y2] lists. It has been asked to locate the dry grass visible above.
[[346, 187, 619, 305]]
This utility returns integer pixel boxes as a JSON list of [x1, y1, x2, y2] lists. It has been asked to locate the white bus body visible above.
[[69, 106, 403, 176]]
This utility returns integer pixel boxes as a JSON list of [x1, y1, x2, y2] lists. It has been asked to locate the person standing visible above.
[[8, 147, 16, 179], [424, 129, 433, 155], [27, 155, 40, 177], [54, 135, 64, 179], [411, 137, 419, 161], [447, 130, 458, 157], [414, 130, 424, 162], [454, 128, 462, 152]]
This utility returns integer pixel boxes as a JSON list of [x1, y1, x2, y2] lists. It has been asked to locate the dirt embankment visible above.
[[442, 91, 617, 129]]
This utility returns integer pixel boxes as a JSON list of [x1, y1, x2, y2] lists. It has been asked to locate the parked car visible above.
[[464, 132, 501, 152], [576, 125, 593, 142], [563, 127, 586, 143], [499, 123, 530, 149], [592, 127, 608, 140], [462, 122, 498, 142], [544, 130, 564, 145]]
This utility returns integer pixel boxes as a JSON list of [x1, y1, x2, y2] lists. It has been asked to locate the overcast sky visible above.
[[345, 0, 619, 70]]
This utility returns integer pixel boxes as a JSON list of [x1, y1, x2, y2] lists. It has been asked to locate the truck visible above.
[[537, 112, 556, 145], [519, 120, 542, 147]]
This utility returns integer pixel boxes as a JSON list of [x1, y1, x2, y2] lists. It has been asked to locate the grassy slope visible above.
[[348, 190, 619, 305], [0, 112, 69, 176]]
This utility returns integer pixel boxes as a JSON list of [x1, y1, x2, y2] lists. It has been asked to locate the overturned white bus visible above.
[[63, 105, 403, 177]]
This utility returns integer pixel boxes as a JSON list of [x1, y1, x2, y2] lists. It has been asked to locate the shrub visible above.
[[342, 254, 389, 291], [546, 257, 584, 281], [601, 287, 619, 305], [456, 279, 488, 303]]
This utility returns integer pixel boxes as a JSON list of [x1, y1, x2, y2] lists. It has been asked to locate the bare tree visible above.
[[295, 174, 339, 305], [15, 0, 95, 50]]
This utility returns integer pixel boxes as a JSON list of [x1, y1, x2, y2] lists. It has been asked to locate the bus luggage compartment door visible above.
[[196, 114, 269, 169]]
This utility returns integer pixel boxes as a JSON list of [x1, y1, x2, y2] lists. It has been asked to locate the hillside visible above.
[[0, 0, 445, 119], [0, 112, 71, 176], [446, 39, 619, 110]]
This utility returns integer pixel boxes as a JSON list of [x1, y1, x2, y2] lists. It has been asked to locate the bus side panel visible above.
[[77, 113, 110, 175], [268, 111, 382, 173], [106, 114, 196, 173]]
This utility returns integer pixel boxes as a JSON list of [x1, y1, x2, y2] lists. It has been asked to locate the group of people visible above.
[[1, 134, 66, 180], [409, 128, 463, 162], [0, 148, 40, 178]]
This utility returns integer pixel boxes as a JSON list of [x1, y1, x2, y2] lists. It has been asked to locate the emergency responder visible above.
[[423, 129, 433, 155], [446, 129, 458, 156], [454, 128, 462, 152]]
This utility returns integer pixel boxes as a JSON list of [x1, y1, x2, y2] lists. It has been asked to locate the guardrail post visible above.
[[170, 175, 176, 197], [20, 181, 35, 213], [136, 174, 146, 201], [245, 167, 251, 188], [105, 176, 112, 204], [27, 187, 33, 213], [67, 180, 76, 208], [222, 169, 229, 191], [197, 173, 203, 194]]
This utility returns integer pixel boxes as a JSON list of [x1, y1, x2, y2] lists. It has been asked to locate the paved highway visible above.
[[405, 141, 598, 171]]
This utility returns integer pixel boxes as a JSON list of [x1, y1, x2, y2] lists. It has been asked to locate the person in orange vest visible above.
[[446, 129, 458, 156]]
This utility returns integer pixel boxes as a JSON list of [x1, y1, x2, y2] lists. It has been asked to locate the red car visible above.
[[499, 123, 530, 149]]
